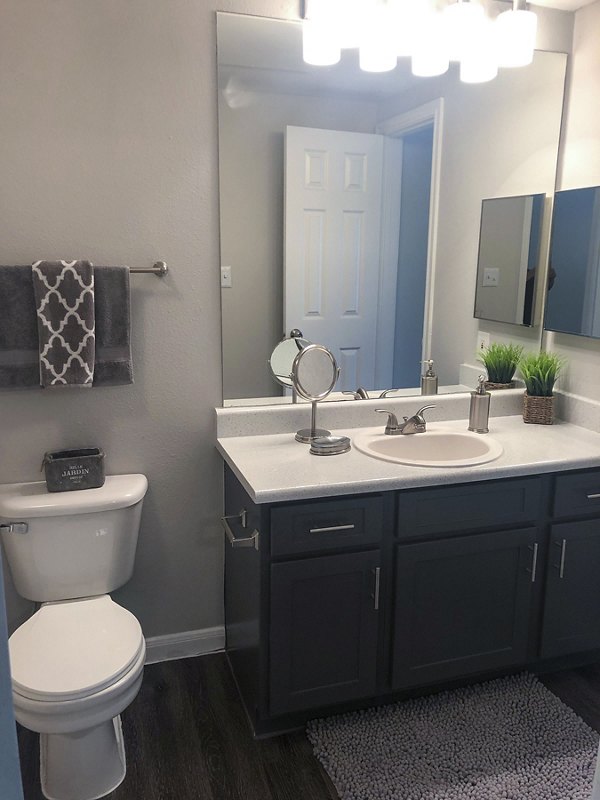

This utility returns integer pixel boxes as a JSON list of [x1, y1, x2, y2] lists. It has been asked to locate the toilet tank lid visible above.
[[0, 474, 148, 518]]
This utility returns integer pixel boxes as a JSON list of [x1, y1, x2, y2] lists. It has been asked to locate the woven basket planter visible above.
[[523, 392, 554, 425], [485, 381, 515, 391]]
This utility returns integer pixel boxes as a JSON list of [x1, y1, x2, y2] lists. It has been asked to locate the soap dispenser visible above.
[[420, 360, 438, 395], [468, 375, 491, 433]]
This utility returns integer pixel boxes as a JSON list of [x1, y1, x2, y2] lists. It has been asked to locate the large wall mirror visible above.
[[217, 12, 567, 406]]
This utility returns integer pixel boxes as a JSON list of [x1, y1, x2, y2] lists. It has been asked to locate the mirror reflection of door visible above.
[[285, 124, 433, 392]]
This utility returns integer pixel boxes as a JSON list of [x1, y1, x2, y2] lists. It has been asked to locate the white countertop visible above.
[[216, 416, 600, 504]]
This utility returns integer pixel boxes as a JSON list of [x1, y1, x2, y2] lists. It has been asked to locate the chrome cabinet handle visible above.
[[372, 567, 381, 611], [553, 538, 567, 578], [221, 511, 259, 551], [587, 493, 600, 500], [309, 524, 355, 534], [0, 522, 28, 534], [559, 538, 567, 578], [527, 543, 539, 583]]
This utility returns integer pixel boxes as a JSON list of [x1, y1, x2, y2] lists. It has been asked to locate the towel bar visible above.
[[129, 261, 168, 277]]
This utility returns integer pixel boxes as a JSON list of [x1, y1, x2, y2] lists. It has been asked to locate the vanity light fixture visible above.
[[302, 0, 537, 84]]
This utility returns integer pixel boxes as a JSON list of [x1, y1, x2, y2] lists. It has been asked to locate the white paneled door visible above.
[[285, 126, 385, 391]]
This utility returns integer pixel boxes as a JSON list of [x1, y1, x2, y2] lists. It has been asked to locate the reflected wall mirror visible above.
[[474, 193, 545, 328], [217, 12, 567, 406], [545, 185, 600, 339]]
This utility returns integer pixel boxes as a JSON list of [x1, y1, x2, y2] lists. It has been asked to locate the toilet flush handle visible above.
[[0, 522, 28, 534]]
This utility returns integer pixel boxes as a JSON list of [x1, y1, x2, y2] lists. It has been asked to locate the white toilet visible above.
[[0, 473, 148, 800]]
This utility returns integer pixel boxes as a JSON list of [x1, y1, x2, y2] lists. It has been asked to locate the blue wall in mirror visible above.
[[545, 186, 600, 339]]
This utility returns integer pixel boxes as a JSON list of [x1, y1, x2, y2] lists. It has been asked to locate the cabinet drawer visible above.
[[396, 478, 541, 539], [553, 470, 600, 519], [270, 495, 383, 556]]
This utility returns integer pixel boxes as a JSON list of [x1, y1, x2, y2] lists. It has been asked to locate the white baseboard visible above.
[[144, 626, 225, 665]]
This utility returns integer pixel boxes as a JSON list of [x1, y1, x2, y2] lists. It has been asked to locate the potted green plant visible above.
[[518, 351, 565, 424], [477, 343, 523, 390]]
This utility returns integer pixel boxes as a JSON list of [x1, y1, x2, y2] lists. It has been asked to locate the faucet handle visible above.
[[415, 404, 436, 420], [375, 408, 400, 434]]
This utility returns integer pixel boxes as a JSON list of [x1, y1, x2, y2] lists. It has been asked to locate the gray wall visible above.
[[0, 0, 299, 636]]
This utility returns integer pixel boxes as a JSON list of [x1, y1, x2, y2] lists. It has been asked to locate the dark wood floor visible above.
[[17, 654, 600, 800]]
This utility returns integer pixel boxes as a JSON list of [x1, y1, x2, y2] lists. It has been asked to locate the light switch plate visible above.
[[477, 332, 490, 352], [221, 265, 232, 288], [482, 267, 500, 287]]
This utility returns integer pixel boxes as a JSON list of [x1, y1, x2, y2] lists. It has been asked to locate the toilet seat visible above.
[[9, 595, 144, 703]]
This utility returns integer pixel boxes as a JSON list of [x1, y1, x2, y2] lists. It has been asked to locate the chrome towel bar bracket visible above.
[[129, 261, 168, 277]]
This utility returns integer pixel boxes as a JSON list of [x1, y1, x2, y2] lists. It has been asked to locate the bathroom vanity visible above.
[[218, 411, 600, 736]]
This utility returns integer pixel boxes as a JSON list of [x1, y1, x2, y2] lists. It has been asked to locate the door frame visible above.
[[376, 98, 444, 366]]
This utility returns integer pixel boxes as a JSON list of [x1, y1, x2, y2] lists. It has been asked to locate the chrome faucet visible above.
[[375, 404, 436, 435], [343, 387, 370, 400]]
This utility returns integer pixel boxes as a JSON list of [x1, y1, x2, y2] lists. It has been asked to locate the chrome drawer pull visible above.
[[309, 523, 355, 534], [587, 493, 600, 500], [221, 511, 259, 551], [372, 567, 381, 611], [0, 522, 28, 534]]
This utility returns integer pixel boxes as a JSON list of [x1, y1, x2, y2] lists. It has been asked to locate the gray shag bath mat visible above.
[[307, 673, 598, 800]]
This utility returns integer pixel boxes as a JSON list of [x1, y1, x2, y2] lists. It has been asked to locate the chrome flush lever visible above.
[[0, 522, 28, 534]]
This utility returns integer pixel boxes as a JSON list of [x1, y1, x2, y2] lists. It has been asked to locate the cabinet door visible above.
[[393, 528, 537, 689], [541, 520, 600, 658], [270, 550, 381, 716]]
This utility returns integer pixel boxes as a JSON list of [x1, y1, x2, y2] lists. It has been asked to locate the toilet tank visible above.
[[0, 474, 148, 603]]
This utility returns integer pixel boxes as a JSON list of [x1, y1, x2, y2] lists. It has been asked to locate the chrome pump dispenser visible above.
[[468, 375, 491, 433], [420, 360, 438, 395]]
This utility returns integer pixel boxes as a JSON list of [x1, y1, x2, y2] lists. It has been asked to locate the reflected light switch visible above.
[[221, 265, 233, 288], [482, 268, 500, 287]]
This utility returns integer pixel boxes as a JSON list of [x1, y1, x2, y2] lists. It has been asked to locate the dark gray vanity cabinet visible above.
[[270, 549, 381, 715], [391, 478, 543, 688], [541, 520, 600, 658], [540, 472, 600, 658], [224, 464, 600, 737], [393, 528, 537, 688]]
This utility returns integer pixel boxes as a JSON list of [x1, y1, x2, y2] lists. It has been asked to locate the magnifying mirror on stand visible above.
[[291, 343, 340, 443], [268, 330, 310, 403]]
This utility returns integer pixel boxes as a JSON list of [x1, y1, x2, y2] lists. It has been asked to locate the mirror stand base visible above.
[[295, 427, 330, 444]]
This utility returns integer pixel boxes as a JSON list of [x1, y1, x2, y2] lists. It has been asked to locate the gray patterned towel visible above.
[[31, 260, 95, 387]]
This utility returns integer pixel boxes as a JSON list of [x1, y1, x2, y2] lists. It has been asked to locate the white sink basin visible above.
[[353, 428, 503, 467]]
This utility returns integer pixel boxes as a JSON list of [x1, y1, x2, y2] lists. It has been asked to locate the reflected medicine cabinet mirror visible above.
[[544, 185, 600, 340], [217, 12, 567, 406], [474, 193, 545, 328]]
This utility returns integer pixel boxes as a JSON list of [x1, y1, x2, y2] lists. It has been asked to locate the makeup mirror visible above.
[[291, 343, 339, 442]]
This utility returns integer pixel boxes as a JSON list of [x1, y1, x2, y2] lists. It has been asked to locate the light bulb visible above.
[[390, 0, 428, 58], [443, 0, 486, 62], [302, 19, 341, 66], [412, 10, 449, 77], [359, 4, 397, 72], [460, 19, 498, 83], [496, 8, 537, 68]]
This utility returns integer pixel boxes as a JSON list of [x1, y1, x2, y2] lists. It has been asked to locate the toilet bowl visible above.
[[0, 474, 148, 800], [10, 595, 146, 800]]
